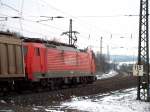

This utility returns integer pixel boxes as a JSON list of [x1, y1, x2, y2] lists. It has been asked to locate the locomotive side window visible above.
[[23, 46, 28, 56], [35, 48, 40, 56]]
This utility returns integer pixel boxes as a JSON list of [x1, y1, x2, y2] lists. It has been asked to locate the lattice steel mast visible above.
[[62, 19, 79, 46], [137, 0, 150, 101]]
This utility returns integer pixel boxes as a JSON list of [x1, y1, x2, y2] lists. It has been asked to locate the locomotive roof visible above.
[[22, 37, 76, 48], [0, 31, 88, 52]]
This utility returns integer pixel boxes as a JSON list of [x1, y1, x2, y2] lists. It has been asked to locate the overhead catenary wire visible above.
[[36, 0, 109, 39], [37, 0, 138, 37], [0, 0, 138, 39], [0, 13, 66, 32], [0, 0, 138, 54], [1, 14, 137, 40], [1, 15, 136, 49], [19, 0, 24, 34], [0, 0, 68, 37], [6, 24, 57, 39], [53, 14, 138, 18], [0, 2, 19, 12], [0, 16, 64, 38]]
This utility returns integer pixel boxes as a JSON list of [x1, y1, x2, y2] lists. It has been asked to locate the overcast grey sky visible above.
[[0, 0, 141, 56]]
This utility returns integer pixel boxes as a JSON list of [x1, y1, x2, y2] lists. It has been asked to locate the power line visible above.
[[1, 13, 136, 40], [0, 13, 66, 32], [37, 0, 99, 36], [0, 2, 19, 12], [19, 0, 24, 34], [74, 15, 139, 18], [22, 18, 65, 31], [0, 0, 138, 50], [0, 15, 66, 38], [0, 0, 67, 35], [0, 0, 138, 41], [38, 0, 70, 16], [6, 24, 54, 38]]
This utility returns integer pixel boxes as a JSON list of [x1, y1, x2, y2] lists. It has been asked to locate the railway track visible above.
[[0, 72, 137, 107]]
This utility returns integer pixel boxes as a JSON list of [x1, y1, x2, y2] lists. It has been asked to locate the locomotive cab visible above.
[[23, 43, 47, 81]]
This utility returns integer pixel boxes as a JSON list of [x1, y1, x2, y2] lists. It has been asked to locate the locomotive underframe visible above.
[[0, 74, 96, 95]]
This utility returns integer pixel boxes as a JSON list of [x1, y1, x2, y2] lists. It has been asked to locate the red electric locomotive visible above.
[[0, 32, 96, 91]]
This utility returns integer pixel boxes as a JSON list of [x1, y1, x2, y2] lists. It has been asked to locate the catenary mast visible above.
[[137, 0, 150, 101]]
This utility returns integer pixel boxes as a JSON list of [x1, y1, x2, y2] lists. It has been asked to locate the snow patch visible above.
[[96, 70, 118, 80], [62, 88, 150, 112], [32, 107, 39, 111], [45, 108, 63, 112], [0, 100, 7, 104], [33, 105, 65, 112]]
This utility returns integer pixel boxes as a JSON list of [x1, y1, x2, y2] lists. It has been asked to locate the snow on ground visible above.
[[1, 88, 149, 112], [118, 61, 136, 65], [31, 88, 150, 112], [61, 88, 150, 112], [96, 70, 118, 80]]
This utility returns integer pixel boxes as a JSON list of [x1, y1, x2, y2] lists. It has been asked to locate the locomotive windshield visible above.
[[35, 48, 40, 56]]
